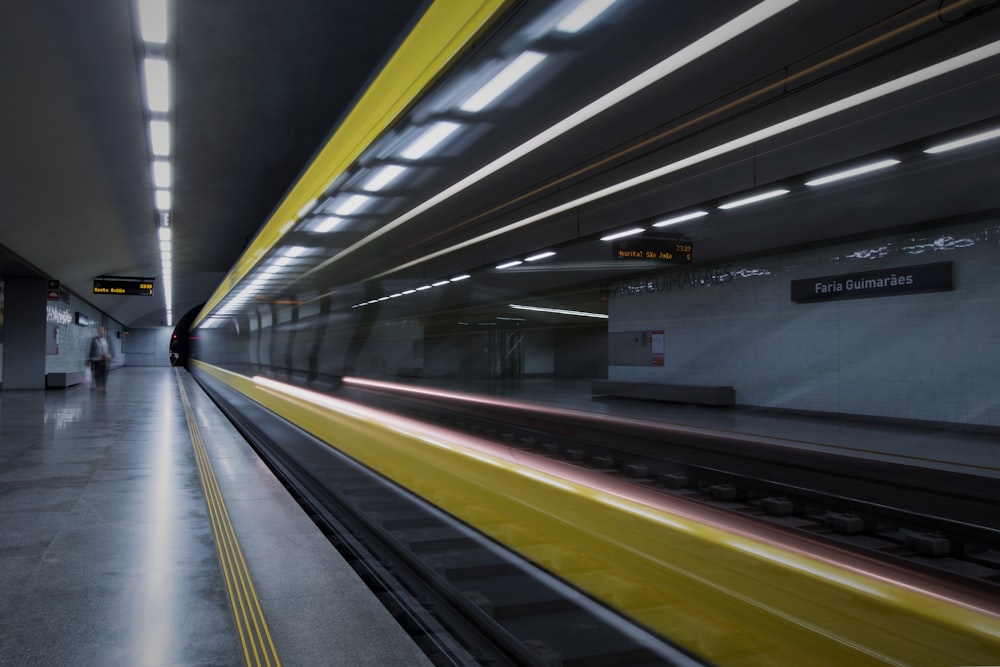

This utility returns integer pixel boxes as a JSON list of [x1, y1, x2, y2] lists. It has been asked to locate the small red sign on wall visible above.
[[651, 330, 664, 366]]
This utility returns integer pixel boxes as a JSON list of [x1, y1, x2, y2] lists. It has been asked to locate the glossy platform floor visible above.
[[0, 367, 432, 667]]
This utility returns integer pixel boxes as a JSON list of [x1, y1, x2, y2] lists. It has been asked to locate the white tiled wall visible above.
[[609, 219, 1000, 427], [45, 297, 123, 374]]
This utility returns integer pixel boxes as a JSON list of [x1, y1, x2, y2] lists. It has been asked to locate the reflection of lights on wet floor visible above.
[[43, 406, 84, 430], [134, 376, 179, 662]]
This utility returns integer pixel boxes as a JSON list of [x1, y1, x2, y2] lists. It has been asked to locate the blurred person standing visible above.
[[88, 326, 113, 393]]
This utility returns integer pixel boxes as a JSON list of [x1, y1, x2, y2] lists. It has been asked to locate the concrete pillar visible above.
[[2, 277, 47, 389]]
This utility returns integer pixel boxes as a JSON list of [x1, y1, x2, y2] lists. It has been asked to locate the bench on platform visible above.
[[46, 371, 87, 388], [592, 380, 735, 406]]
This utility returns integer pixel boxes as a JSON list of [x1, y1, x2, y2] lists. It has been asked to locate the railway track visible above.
[[335, 380, 1000, 595]]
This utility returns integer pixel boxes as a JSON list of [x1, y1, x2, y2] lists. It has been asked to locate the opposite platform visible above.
[[0, 366, 432, 667]]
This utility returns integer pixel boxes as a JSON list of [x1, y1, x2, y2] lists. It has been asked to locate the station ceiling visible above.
[[2, 0, 999, 329]]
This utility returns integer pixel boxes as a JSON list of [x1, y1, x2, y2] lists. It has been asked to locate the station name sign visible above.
[[93, 279, 154, 296], [612, 237, 693, 263], [791, 261, 952, 303]]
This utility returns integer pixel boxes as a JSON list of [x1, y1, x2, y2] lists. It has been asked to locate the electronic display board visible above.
[[93, 279, 154, 296], [612, 238, 692, 263]]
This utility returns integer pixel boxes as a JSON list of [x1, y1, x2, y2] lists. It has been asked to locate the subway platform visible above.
[[0, 366, 432, 667], [4, 367, 998, 666]]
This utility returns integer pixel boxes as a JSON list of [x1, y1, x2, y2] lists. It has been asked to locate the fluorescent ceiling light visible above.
[[653, 210, 708, 227], [402, 289, 417, 295], [401, 121, 461, 160], [556, 0, 617, 33], [143, 58, 170, 112], [460, 51, 547, 112], [334, 194, 369, 215], [138, 0, 169, 44], [155, 189, 171, 210], [416, 285, 432, 291], [525, 251, 556, 261], [510, 304, 608, 319], [159, 239, 171, 253], [158, 226, 172, 241], [150, 120, 170, 156], [152, 160, 171, 188], [313, 0, 797, 283], [283, 246, 308, 258], [924, 126, 1000, 154], [313, 216, 341, 233], [432, 280, 450, 287], [600, 227, 644, 241], [804, 159, 900, 186], [496, 260, 523, 269], [718, 188, 789, 209], [363, 165, 406, 192], [450, 274, 471, 282]]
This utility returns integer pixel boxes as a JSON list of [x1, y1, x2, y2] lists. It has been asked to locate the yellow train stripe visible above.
[[176, 369, 282, 667], [192, 361, 1000, 667], [193, 0, 514, 327]]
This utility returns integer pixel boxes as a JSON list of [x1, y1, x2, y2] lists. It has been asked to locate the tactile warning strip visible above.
[[176, 369, 282, 667]]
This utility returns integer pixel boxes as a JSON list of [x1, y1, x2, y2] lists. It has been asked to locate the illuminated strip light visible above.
[[556, 0, 617, 33], [525, 251, 555, 261], [653, 210, 708, 227], [460, 51, 548, 112], [334, 194, 369, 215], [496, 260, 523, 269], [804, 159, 900, 187], [155, 190, 171, 210], [924, 126, 1000, 154], [152, 160, 172, 188], [600, 227, 644, 241], [510, 304, 608, 319], [401, 121, 461, 160], [143, 57, 170, 112], [138, 0, 169, 43], [312, 216, 341, 233], [375, 39, 1000, 278], [718, 188, 789, 209], [150, 120, 170, 156], [363, 165, 407, 192], [305, 0, 799, 281]]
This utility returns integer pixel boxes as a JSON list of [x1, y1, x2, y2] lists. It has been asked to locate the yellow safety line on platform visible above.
[[175, 369, 282, 667]]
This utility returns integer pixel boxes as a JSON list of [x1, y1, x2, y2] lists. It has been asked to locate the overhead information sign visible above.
[[93, 279, 154, 296], [612, 238, 693, 263]]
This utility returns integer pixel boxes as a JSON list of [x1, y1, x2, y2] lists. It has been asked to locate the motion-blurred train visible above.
[[187, 1, 1000, 664]]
